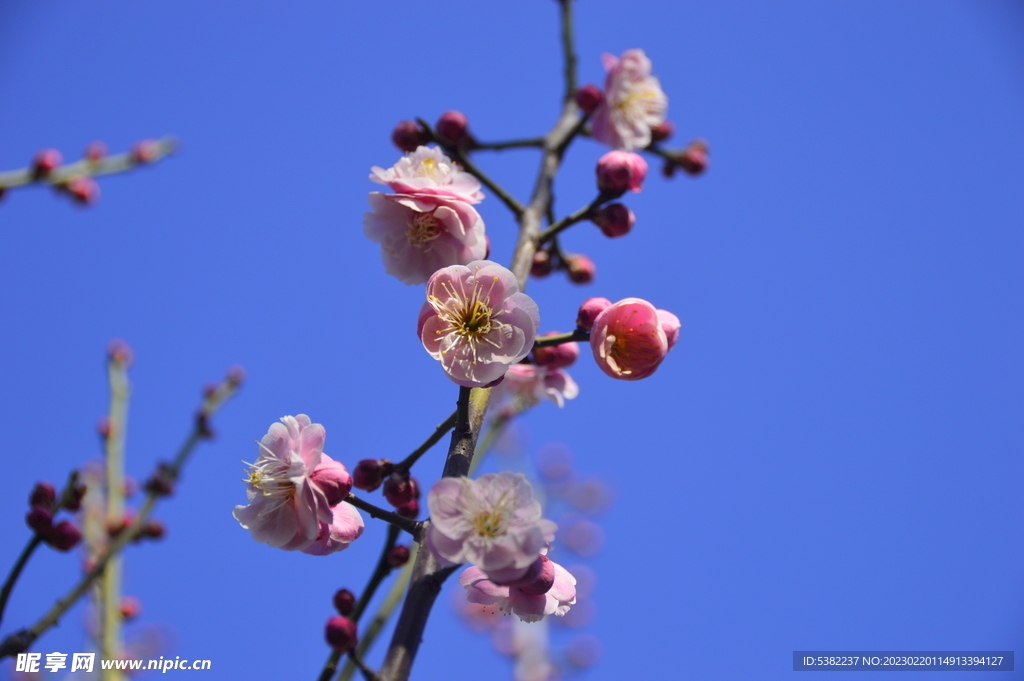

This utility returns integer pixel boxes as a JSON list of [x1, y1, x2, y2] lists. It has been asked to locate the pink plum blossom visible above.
[[493, 364, 579, 413], [426, 472, 555, 574], [591, 49, 668, 151], [234, 416, 362, 552], [589, 298, 679, 380], [595, 151, 647, 194], [299, 500, 364, 556], [370, 146, 483, 204], [363, 192, 487, 285], [459, 559, 577, 623], [418, 261, 539, 388]]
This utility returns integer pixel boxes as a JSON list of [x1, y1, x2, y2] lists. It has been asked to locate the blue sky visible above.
[[1, 1, 1022, 679]]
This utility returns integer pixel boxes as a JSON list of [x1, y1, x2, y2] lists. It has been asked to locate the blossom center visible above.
[[472, 510, 508, 538], [407, 212, 443, 248], [242, 446, 296, 501], [614, 88, 661, 122], [429, 276, 508, 362], [412, 156, 440, 179]]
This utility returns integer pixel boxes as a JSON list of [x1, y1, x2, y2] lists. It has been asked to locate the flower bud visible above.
[[391, 120, 429, 152], [590, 203, 635, 238], [590, 298, 677, 380], [577, 297, 612, 331], [533, 333, 580, 370], [574, 84, 603, 114], [26, 506, 53, 534], [649, 120, 675, 144], [32, 149, 62, 179], [352, 459, 385, 492], [29, 482, 56, 508], [310, 458, 353, 506], [132, 139, 159, 164], [565, 254, 596, 284], [119, 596, 142, 620], [46, 521, 82, 551], [64, 483, 87, 511], [107, 338, 134, 368], [325, 616, 358, 652], [661, 158, 677, 179], [531, 250, 553, 278], [676, 139, 709, 176], [64, 176, 99, 205], [383, 472, 416, 508], [84, 141, 108, 162], [596, 151, 647, 195], [333, 588, 356, 616], [96, 416, 111, 440], [436, 110, 469, 146], [395, 498, 419, 519], [144, 462, 175, 497], [141, 520, 166, 540], [514, 555, 556, 596], [659, 309, 681, 350], [226, 365, 246, 387], [387, 545, 411, 568]]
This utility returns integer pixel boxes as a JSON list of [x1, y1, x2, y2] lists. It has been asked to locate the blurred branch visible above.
[[344, 496, 422, 539], [470, 137, 545, 151], [0, 137, 177, 191]]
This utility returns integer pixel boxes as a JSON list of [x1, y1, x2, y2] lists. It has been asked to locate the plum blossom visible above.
[[591, 49, 668, 151], [590, 298, 680, 380], [418, 261, 539, 388], [370, 146, 483, 204], [364, 192, 487, 285], [459, 559, 577, 623], [492, 364, 579, 413], [426, 472, 555, 574], [233, 416, 363, 552]]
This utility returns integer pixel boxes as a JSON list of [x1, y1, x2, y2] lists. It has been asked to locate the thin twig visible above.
[[344, 496, 422, 539], [416, 118, 525, 218], [533, 330, 590, 349], [538, 193, 608, 244], [347, 649, 383, 681], [471, 137, 545, 151], [101, 355, 130, 679], [0, 138, 177, 190], [394, 411, 457, 472], [560, 0, 578, 101]]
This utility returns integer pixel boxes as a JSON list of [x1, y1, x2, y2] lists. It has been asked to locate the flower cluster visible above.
[[426, 472, 577, 623], [364, 146, 488, 285], [233, 415, 363, 555], [591, 49, 668, 151]]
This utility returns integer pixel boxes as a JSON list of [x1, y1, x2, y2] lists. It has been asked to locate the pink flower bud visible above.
[[132, 139, 159, 164], [531, 250, 553, 278], [32, 149, 62, 178], [512, 555, 556, 596], [565, 254, 596, 284], [596, 151, 647, 195], [576, 297, 613, 331], [107, 338, 134, 368], [333, 588, 355, 616], [310, 457, 353, 506], [590, 203, 635, 238], [29, 482, 56, 508], [352, 459, 385, 492], [325, 616, 358, 652], [590, 298, 678, 380], [226, 365, 246, 387], [391, 120, 429, 152], [659, 309, 681, 350], [26, 506, 53, 534], [119, 596, 142, 620], [46, 521, 82, 551], [383, 472, 416, 508], [574, 84, 603, 113], [533, 332, 580, 370], [84, 141, 108, 162], [650, 120, 675, 144], [387, 545, 411, 568], [66, 176, 100, 205], [436, 110, 469, 145], [677, 139, 709, 176], [396, 498, 419, 519]]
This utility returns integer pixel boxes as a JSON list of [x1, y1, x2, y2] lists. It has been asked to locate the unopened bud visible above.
[[332, 588, 356, 616], [382, 473, 416, 508], [574, 84, 603, 114], [396, 498, 419, 519], [106, 338, 134, 368], [96, 416, 111, 440], [119, 596, 142, 620], [26, 506, 53, 534], [565, 254, 596, 284], [66, 176, 99, 205], [141, 520, 166, 540], [590, 203, 635, 238], [513, 555, 556, 596], [531, 250, 553, 278], [352, 459, 385, 492], [391, 120, 429, 153], [677, 139, 709, 176], [310, 459, 353, 506], [661, 158, 677, 179], [226, 365, 246, 387], [84, 141, 108, 162], [132, 139, 159, 164], [533, 333, 580, 369], [436, 110, 469, 146], [387, 545, 411, 568], [64, 483, 87, 511], [649, 120, 675, 144], [325, 616, 358, 653], [29, 482, 57, 508], [596, 151, 648, 195], [144, 462, 175, 497], [576, 297, 612, 331], [32, 149, 62, 179], [46, 521, 82, 551]]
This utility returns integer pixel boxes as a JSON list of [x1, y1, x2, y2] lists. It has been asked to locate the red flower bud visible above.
[[29, 482, 56, 508], [649, 120, 675, 144], [574, 84, 603, 114], [531, 250, 553, 278], [325, 616, 358, 653], [352, 459, 385, 492], [32, 149, 62, 179], [436, 110, 469, 146], [391, 120, 429, 153], [46, 521, 82, 551], [332, 588, 356, 616], [119, 596, 142, 620], [590, 203, 635, 238], [387, 545, 411, 568], [26, 506, 53, 534], [396, 498, 419, 519], [383, 472, 416, 508], [677, 139, 709, 176], [565, 254, 596, 284]]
